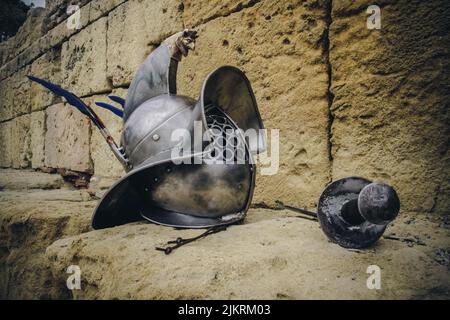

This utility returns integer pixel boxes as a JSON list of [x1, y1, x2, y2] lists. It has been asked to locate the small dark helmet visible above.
[[92, 30, 266, 229]]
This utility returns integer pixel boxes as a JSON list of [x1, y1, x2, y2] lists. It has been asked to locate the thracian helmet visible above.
[[91, 30, 266, 229]]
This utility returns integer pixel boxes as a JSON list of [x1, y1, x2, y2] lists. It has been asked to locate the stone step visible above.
[[0, 188, 95, 299], [45, 210, 450, 299], [0, 169, 69, 190]]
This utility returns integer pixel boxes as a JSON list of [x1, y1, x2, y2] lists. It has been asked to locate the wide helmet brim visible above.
[[91, 150, 255, 230]]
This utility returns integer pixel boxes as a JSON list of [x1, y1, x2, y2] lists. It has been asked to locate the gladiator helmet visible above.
[[90, 30, 266, 229]]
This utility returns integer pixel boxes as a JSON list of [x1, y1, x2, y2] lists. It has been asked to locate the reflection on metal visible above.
[[92, 29, 266, 230]]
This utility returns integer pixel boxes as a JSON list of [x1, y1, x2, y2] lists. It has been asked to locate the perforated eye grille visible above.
[[204, 107, 249, 163]]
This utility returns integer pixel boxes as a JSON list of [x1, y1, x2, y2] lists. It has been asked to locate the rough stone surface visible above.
[[30, 49, 62, 112], [182, 0, 260, 27], [0, 0, 449, 301], [44, 3, 91, 51], [106, 0, 152, 87], [45, 210, 450, 299], [45, 103, 92, 173], [89, 0, 128, 22], [0, 66, 31, 122], [106, 0, 183, 87], [87, 176, 120, 199], [0, 169, 68, 190], [9, 115, 31, 169], [178, 0, 331, 210], [30, 111, 47, 169], [86, 90, 126, 178], [0, 121, 12, 168], [2, 8, 46, 63], [61, 17, 109, 96], [44, 0, 91, 33], [0, 189, 94, 299], [0, 41, 9, 66], [329, 0, 450, 214]]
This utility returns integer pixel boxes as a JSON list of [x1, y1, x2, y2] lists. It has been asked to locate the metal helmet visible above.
[[91, 30, 266, 229]]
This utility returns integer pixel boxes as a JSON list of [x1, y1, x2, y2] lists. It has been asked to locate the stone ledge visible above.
[[46, 210, 450, 299], [0, 169, 68, 190], [0, 189, 95, 299], [0, 179, 448, 300]]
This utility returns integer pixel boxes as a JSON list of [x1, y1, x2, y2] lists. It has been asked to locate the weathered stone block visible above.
[[0, 189, 94, 299], [0, 121, 12, 168], [46, 3, 91, 49], [0, 42, 9, 66], [30, 49, 62, 112], [329, 0, 450, 213], [7, 115, 32, 169], [89, 0, 127, 22], [45, 103, 92, 173], [61, 17, 109, 96], [106, 0, 183, 87], [182, 0, 259, 27], [45, 210, 450, 299], [0, 54, 19, 82], [178, 0, 331, 209], [2, 8, 46, 64], [0, 66, 31, 122], [44, 0, 91, 32], [86, 90, 126, 178], [30, 111, 46, 169], [0, 169, 67, 190]]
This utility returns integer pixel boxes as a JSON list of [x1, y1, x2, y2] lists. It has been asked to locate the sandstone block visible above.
[[2, 8, 46, 64], [30, 49, 62, 112], [45, 210, 450, 299], [0, 169, 67, 190], [30, 111, 46, 169], [44, 0, 91, 32], [45, 103, 92, 173], [0, 121, 12, 168], [61, 17, 109, 96], [89, 0, 127, 22], [329, 0, 450, 213], [106, 0, 183, 87], [0, 42, 9, 66], [46, 3, 91, 49], [0, 66, 31, 122], [182, 0, 259, 27], [177, 0, 331, 209], [0, 189, 94, 299], [10, 115, 31, 169]]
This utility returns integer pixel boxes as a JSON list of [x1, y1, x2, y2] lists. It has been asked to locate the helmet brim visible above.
[[91, 149, 254, 230]]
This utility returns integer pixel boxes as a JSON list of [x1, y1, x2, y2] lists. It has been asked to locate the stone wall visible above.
[[0, 0, 449, 214]]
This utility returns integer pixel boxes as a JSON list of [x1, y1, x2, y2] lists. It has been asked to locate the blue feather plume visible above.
[[28, 76, 90, 117], [108, 95, 125, 108], [95, 102, 124, 118], [108, 96, 125, 108], [27, 75, 102, 128]]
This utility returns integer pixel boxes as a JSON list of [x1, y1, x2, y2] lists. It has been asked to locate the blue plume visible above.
[[27, 75, 102, 128], [108, 95, 125, 108], [95, 102, 124, 118], [28, 76, 89, 115]]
